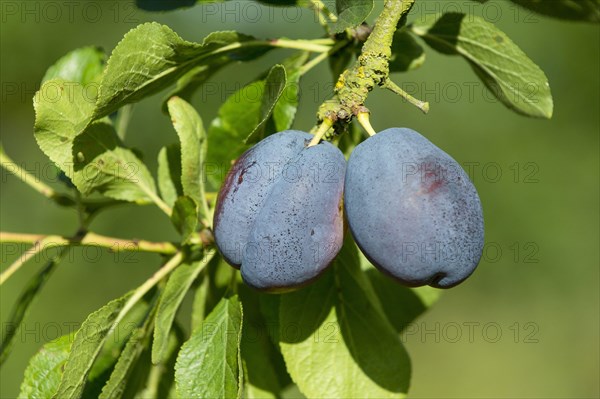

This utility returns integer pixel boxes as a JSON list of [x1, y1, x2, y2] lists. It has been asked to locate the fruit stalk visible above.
[[317, 0, 415, 124]]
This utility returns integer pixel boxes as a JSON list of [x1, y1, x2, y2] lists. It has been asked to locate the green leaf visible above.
[[137, 328, 182, 398], [365, 269, 441, 333], [278, 238, 411, 398], [192, 255, 235, 331], [239, 286, 290, 398], [245, 65, 287, 144], [0, 248, 66, 365], [510, 0, 600, 23], [389, 31, 426, 72], [273, 52, 309, 131], [205, 80, 264, 188], [167, 97, 209, 219], [330, 0, 374, 33], [157, 144, 184, 207], [83, 299, 153, 398], [135, 0, 196, 11], [33, 79, 95, 171], [411, 13, 553, 118], [99, 303, 158, 399], [162, 61, 227, 111], [94, 23, 263, 119], [34, 79, 158, 203], [175, 295, 243, 399], [71, 120, 158, 202], [170, 196, 198, 242], [55, 293, 133, 399], [152, 250, 215, 364], [42, 46, 105, 85], [19, 334, 73, 398]]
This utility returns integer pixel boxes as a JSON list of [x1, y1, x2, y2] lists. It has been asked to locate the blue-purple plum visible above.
[[344, 128, 484, 288], [241, 143, 346, 291], [214, 130, 310, 267], [213, 130, 346, 291]]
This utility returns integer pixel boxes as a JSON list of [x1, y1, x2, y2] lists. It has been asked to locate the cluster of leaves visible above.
[[2, 0, 597, 397]]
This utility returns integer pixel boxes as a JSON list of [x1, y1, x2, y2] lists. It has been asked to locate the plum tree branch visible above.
[[0, 231, 179, 256], [317, 0, 418, 127]]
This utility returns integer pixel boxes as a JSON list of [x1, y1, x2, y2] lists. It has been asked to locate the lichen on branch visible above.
[[318, 0, 417, 127]]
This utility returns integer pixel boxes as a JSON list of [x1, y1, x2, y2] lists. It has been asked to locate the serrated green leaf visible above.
[[330, 0, 374, 33], [411, 13, 553, 118], [157, 144, 183, 208], [278, 238, 411, 398], [34, 79, 158, 203], [510, 0, 600, 23], [1, 248, 67, 366], [94, 23, 263, 119], [135, 0, 196, 11], [245, 65, 287, 144], [170, 196, 198, 243], [71, 120, 158, 202], [167, 97, 209, 219], [175, 295, 243, 399], [152, 250, 215, 364], [42, 46, 105, 85], [99, 303, 157, 399], [18, 334, 73, 398], [389, 31, 425, 72], [33, 79, 95, 171], [55, 293, 133, 399], [83, 299, 153, 398]]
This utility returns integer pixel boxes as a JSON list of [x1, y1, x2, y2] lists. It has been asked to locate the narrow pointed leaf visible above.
[[273, 52, 309, 131], [99, 304, 157, 399], [175, 295, 243, 399], [167, 97, 209, 218], [170, 195, 198, 243], [245, 65, 287, 144], [157, 144, 184, 207], [411, 13, 553, 118], [152, 250, 215, 364], [54, 294, 132, 399], [0, 248, 67, 365]]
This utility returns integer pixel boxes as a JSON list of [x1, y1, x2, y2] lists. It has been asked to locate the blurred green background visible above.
[[1, 1, 598, 398]]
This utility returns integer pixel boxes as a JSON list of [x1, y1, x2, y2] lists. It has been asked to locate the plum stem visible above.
[[317, 0, 418, 123], [308, 118, 334, 147], [357, 112, 377, 137], [383, 79, 430, 114]]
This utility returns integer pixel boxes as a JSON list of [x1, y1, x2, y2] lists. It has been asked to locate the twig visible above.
[[111, 251, 185, 331], [0, 236, 63, 285], [383, 79, 430, 114], [0, 231, 179, 255]]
